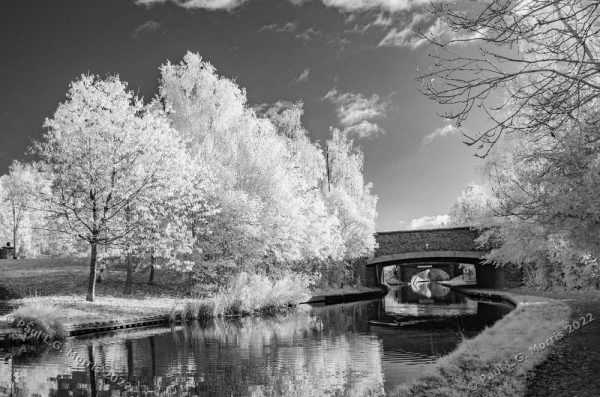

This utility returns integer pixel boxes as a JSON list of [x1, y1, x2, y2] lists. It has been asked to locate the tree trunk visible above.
[[86, 242, 98, 302], [123, 252, 133, 295], [148, 255, 155, 285], [12, 227, 17, 259]]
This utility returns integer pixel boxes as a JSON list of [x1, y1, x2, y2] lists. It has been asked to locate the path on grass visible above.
[[525, 291, 600, 397]]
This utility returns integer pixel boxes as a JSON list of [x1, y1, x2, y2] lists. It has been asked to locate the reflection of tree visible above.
[[88, 346, 97, 397], [5, 306, 387, 397]]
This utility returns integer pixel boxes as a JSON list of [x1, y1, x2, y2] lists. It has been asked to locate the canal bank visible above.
[[392, 287, 572, 397], [520, 288, 600, 397], [0, 285, 389, 345]]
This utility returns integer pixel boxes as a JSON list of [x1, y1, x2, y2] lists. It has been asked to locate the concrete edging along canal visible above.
[[392, 287, 572, 397], [302, 285, 389, 305]]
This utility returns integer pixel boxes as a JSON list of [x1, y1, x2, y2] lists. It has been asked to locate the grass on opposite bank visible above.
[[3, 271, 315, 341], [392, 289, 571, 397]]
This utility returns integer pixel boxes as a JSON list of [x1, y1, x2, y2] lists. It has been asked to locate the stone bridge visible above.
[[365, 227, 519, 288]]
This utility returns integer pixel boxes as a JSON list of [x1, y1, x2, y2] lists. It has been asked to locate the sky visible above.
[[0, 0, 489, 232]]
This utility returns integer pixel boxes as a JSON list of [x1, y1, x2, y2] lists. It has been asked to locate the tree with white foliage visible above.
[[158, 53, 352, 279], [39, 74, 189, 301], [447, 182, 496, 227], [325, 129, 377, 259]]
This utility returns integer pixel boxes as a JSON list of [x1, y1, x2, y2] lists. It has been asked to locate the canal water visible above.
[[0, 285, 511, 396]]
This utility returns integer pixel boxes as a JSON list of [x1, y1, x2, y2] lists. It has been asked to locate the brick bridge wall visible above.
[[366, 227, 521, 289], [375, 227, 483, 257]]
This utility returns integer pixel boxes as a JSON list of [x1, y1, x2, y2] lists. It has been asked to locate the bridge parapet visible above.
[[375, 227, 484, 257]]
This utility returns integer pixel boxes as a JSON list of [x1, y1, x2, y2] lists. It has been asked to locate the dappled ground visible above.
[[0, 258, 198, 325], [0, 257, 193, 299], [521, 288, 600, 397]]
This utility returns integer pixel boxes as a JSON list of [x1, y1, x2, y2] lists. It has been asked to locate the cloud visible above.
[[253, 100, 297, 115], [132, 20, 162, 39], [422, 124, 461, 145], [295, 27, 320, 42], [379, 16, 484, 48], [258, 21, 298, 33], [324, 88, 388, 138], [135, 0, 429, 12], [398, 214, 450, 230], [294, 68, 310, 83], [321, 0, 429, 12], [134, 0, 247, 10]]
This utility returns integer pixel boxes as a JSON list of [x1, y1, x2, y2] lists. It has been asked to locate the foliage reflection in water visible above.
[[0, 285, 511, 396]]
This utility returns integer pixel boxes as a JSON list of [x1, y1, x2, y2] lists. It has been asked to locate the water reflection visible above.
[[0, 287, 512, 397]]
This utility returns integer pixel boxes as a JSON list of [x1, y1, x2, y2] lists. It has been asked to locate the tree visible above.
[[39, 74, 188, 301], [447, 182, 495, 227], [325, 129, 378, 259], [0, 161, 46, 258], [420, 0, 600, 155], [159, 53, 350, 274], [477, 112, 600, 287]]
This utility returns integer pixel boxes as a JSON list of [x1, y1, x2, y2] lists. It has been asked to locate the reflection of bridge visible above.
[[365, 227, 518, 288]]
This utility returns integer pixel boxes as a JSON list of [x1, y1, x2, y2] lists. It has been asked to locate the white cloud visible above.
[[324, 88, 388, 138], [321, 0, 429, 12], [422, 124, 461, 145], [344, 120, 383, 138], [398, 214, 450, 230], [294, 68, 311, 83], [134, 0, 246, 10], [377, 12, 430, 48], [135, 0, 428, 12], [132, 20, 162, 39]]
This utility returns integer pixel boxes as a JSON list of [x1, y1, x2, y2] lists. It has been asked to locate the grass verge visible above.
[[392, 289, 571, 397]]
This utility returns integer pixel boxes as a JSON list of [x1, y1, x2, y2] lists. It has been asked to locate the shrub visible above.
[[10, 302, 67, 341], [211, 271, 313, 316]]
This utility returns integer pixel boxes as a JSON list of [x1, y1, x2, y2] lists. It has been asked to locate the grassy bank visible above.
[[392, 289, 571, 397], [1, 258, 317, 341]]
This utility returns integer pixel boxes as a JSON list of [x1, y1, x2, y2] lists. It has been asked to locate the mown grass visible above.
[[392, 289, 572, 397]]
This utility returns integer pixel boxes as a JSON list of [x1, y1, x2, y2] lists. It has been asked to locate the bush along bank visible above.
[[392, 290, 572, 397]]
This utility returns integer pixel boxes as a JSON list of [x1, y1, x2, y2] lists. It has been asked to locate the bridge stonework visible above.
[[375, 227, 482, 256], [365, 227, 521, 289]]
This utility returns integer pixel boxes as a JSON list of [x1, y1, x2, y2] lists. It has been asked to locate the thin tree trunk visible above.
[[12, 226, 17, 259], [86, 242, 98, 302], [148, 255, 155, 285], [123, 252, 133, 295]]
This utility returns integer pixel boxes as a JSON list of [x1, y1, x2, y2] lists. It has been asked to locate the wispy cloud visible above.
[[398, 214, 449, 230], [135, 0, 429, 12], [379, 16, 484, 49], [324, 88, 388, 139], [132, 20, 162, 39], [258, 21, 298, 33], [134, 0, 247, 10], [294, 68, 310, 84], [321, 0, 429, 12], [422, 124, 461, 145]]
